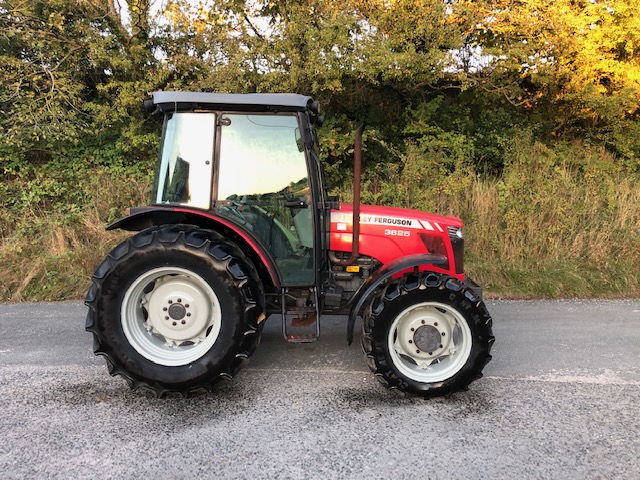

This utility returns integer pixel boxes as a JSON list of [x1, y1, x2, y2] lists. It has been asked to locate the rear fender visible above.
[[107, 206, 281, 289], [346, 254, 448, 345]]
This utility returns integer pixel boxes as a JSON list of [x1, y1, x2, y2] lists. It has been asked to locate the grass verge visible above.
[[1, 138, 639, 300]]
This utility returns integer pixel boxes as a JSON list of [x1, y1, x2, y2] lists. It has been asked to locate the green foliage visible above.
[[0, 0, 162, 175], [1, 0, 640, 299], [469, 0, 640, 158], [3, 0, 640, 174]]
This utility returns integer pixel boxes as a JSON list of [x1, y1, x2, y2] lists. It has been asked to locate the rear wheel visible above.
[[85, 225, 265, 396], [361, 273, 494, 397]]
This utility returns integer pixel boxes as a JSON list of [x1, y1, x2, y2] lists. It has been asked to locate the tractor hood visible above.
[[329, 203, 464, 270]]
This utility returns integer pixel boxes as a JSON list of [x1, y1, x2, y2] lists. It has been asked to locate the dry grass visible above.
[[1, 140, 639, 300], [357, 138, 640, 297], [0, 208, 130, 301], [0, 168, 149, 301], [444, 145, 640, 298]]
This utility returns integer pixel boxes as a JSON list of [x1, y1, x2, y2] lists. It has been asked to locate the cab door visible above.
[[214, 113, 316, 286]]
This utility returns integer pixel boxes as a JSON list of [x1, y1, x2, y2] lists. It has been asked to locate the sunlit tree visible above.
[[471, 0, 640, 149]]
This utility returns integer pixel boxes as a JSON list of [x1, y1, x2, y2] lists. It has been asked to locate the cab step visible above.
[[281, 287, 320, 343]]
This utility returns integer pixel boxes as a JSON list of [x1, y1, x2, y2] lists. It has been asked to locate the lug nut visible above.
[[172, 322, 177, 326], [181, 320, 186, 325], [163, 307, 168, 312], [421, 320, 425, 324], [168, 300, 173, 304], [165, 316, 169, 320], [408, 340, 413, 344], [185, 304, 190, 308], [177, 298, 182, 303], [416, 350, 421, 354], [411, 327, 415, 331], [187, 313, 191, 317], [434, 322, 438, 326], [441, 332, 446, 336]]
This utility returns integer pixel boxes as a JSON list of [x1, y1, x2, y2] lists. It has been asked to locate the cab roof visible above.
[[150, 91, 314, 114]]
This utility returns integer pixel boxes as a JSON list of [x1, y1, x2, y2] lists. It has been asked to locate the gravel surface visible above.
[[0, 299, 639, 479]]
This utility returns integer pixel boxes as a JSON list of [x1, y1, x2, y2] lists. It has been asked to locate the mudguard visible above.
[[106, 206, 281, 288], [346, 253, 448, 345]]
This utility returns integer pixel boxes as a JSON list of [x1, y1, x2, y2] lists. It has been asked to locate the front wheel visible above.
[[361, 273, 494, 398], [85, 225, 265, 396]]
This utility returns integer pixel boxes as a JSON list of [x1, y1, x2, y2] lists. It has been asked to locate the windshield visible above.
[[215, 114, 308, 200]]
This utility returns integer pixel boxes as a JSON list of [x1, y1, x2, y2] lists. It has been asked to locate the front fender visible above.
[[346, 254, 448, 345]]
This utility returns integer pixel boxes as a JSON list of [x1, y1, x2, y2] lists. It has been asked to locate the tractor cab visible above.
[[144, 93, 329, 341], [149, 94, 326, 288]]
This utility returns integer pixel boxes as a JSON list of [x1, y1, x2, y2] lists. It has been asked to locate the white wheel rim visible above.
[[387, 302, 472, 383], [121, 267, 222, 366]]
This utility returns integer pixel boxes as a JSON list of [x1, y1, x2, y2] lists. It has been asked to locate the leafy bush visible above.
[[0, 166, 151, 301]]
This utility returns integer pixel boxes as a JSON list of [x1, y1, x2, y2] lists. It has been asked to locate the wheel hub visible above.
[[146, 277, 211, 345], [168, 302, 187, 320], [387, 301, 474, 383], [394, 305, 455, 364], [413, 325, 442, 353], [121, 267, 222, 367]]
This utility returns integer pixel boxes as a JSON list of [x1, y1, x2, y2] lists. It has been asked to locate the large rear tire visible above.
[[85, 225, 265, 396], [361, 272, 494, 398]]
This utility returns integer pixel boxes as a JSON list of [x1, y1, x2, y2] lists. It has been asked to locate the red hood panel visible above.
[[329, 203, 462, 277]]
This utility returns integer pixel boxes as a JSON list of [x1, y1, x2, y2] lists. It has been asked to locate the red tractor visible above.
[[85, 91, 494, 398]]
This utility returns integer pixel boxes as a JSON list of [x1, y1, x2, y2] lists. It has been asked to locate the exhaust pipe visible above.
[[331, 124, 363, 267]]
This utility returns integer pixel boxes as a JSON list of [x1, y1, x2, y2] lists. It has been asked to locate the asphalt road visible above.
[[0, 299, 639, 479]]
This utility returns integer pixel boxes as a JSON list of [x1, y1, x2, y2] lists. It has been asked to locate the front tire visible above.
[[85, 225, 265, 396], [361, 273, 494, 398]]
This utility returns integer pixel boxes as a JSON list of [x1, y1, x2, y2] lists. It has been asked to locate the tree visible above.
[[3, 0, 639, 178], [469, 0, 640, 155], [0, 0, 161, 173]]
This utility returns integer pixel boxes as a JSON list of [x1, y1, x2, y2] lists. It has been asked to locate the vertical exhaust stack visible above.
[[333, 124, 363, 267]]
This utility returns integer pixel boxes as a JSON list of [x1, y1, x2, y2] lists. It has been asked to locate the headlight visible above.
[[447, 226, 463, 240], [446, 226, 464, 274]]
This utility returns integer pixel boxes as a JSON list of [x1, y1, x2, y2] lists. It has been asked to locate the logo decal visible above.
[[331, 212, 425, 230]]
